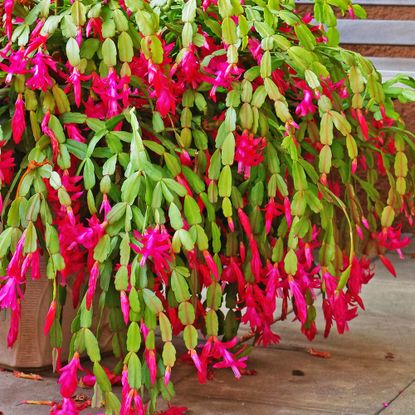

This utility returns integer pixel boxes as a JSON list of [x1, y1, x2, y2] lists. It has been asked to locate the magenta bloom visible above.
[[145, 349, 157, 385], [44, 299, 57, 336], [41, 111, 60, 160], [12, 95, 26, 144], [26, 51, 56, 91], [7, 304, 20, 347], [288, 277, 307, 324], [120, 290, 130, 325], [50, 398, 79, 415], [0, 49, 28, 83], [86, 261, 100, 310], [68, 67, 82, 108], [100, 194, 112, 218], [295, 88, 316, 117], [86, 17, 103, 40], [234, 130, 266, 178], [65, 124, 86, 143], [0, 277, 20, 310], [131, 227, 173, 281], [0, 148, 15, 185], [58, 352, 83, 398], [4, 0, 14, 40], [202, 250, 218, 280], [120, 368, 145, 415], [209, 336, 247, 379]]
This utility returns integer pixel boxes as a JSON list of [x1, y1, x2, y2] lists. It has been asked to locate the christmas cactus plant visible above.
[[0, 0, 414, 413]]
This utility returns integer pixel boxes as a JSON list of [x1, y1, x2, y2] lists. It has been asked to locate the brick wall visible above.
[[298, 4, 415, 132]]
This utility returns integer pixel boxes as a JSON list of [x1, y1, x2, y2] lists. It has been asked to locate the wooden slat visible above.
[[297, 0, 415, 5], [336, 20, 415, 45], [370, 57, 415, 80]]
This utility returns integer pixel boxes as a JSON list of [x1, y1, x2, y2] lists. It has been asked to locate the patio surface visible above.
[[1, 253, 414, 415]]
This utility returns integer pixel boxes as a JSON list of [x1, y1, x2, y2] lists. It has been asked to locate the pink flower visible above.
[[0, 277, 21, 310], [58, 352, 82, 398], [164, 365, 171, 385], [120, 367, 145, 415], [205, 59, 244, 101], [176, 45, 203, 89], [356, 109, 369, 140], [86, 17, 103, 40], [379, 255, 396, 277], [145, 349, 157, 385], [68, 67, 82, 108], [131, 227, 173, 282], [237, 208, 253, 239], [332, 291, 357, 334], [264, 199, 284, 234], [0, 49, 28, 83], [202, 250, 219, 280], [189, 349, 202, 373], [50, 398, 79, 415], [90, 69, 131, 117], [295, 88, 316, 117], [375, 226, 410, 258], [234, 130, 266, 178], [41, 111, 60, 161], [156, 88, 176, 117], [65, 124, 86, 142], [26, 51, 56, 91], [86, 261, 100, 310], [24, 33, 48, 57], [44, 299, 57, 335], [7, 303, 20, 347], [120, 290, 130, 325], [12, 94, 26, 144], [0, 147, 15, 185], [249, 239, 262, 281], [209, 337, 247, 379], [75, 215, 106, 250], [4, 0, 15, 40], [288, 276, 307, 324], [248, 38, 262, 64], [100, 194, 112, 218], [284, 197, 292, 227]]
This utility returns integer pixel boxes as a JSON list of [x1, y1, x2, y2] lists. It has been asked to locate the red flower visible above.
[[157, 407, 188, 415], [86, 17, 103, 40]]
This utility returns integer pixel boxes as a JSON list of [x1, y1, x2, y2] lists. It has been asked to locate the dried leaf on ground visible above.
[[73, 393, 90, 403], [13, 371, 43, 381], [240, 368, 258, 376], [307, 348, 332, 359], [19, 400, 54, 406]]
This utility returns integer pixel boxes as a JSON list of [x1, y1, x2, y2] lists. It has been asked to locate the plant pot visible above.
[[0, 262, 112, 370]]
